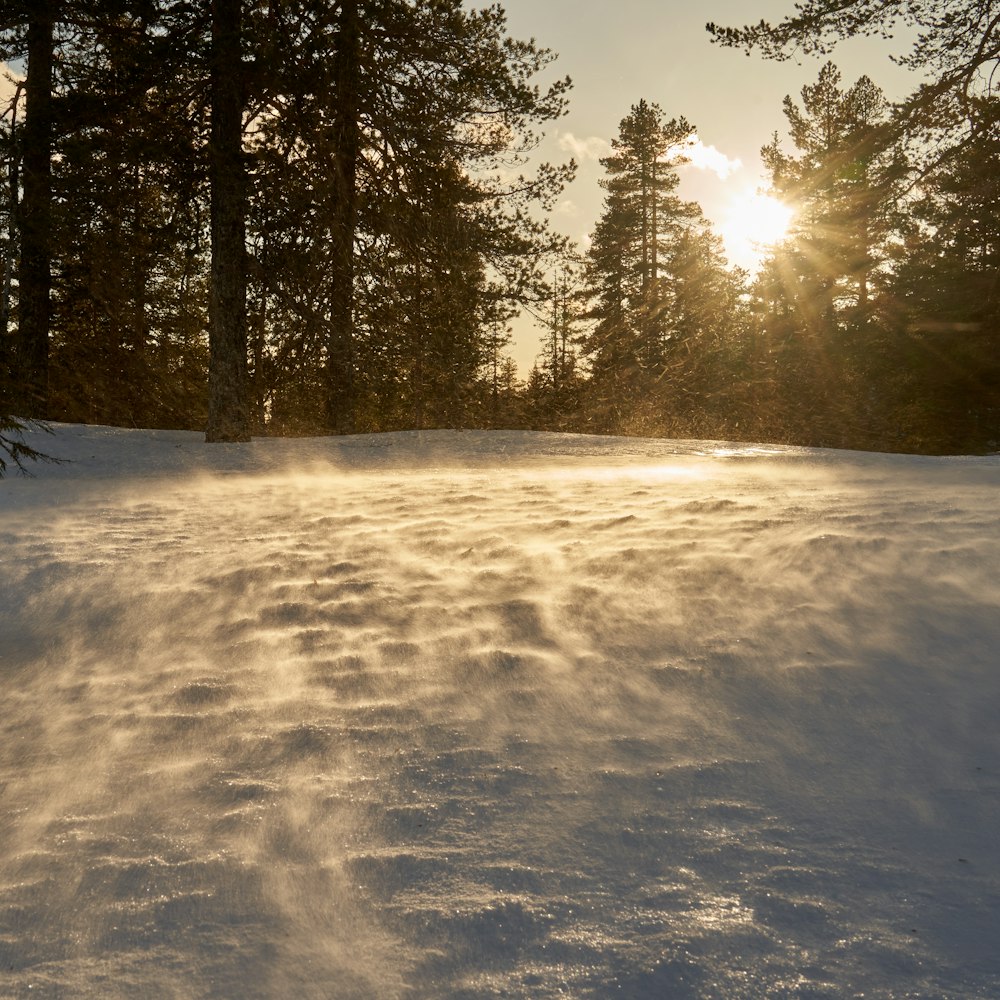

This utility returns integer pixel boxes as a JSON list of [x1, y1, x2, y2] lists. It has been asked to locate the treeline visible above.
[[1, 2, 997, 455], [0, 1, 572, 438], [524, 63, 999, 454]]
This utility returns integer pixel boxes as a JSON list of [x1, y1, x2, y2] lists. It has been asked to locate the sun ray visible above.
[[719, 188, 794, 272]]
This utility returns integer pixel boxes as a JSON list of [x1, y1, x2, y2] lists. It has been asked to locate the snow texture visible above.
[[2, 424, 999, 999]]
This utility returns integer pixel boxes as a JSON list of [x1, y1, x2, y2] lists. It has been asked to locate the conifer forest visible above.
[[1, 1, 997, 456]]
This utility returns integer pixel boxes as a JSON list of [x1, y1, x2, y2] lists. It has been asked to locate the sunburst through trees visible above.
[[1, 2, 997, 464]]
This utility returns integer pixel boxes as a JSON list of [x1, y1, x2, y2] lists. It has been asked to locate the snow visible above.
[[2, 423, 999, 999]]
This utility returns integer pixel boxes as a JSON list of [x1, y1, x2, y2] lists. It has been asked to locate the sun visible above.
[[718, 188, 794, 272]]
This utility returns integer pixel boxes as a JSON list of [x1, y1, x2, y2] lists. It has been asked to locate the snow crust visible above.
[[2, 424, 999, 998]]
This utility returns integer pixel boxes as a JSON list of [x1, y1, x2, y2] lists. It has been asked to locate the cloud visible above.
[[669, 135, 742, 180], [557, 132, 611, 162], [555, 199, 579, 217], [556, 129, 739, 181]]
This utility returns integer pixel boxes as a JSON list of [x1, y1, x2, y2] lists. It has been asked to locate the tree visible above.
[[341, 0, 571, 432], [582, 102, 692, 402], [478, 318, 522, 429], [0, 413, 51, 475], [43, 3, 209, 429], [0, 78, 21, 384], [324, 0, 360, 434], [205, 0, 251, 442], [743, 64, 911, 447], [359, 157, 494, 430], [707, 2, 1000, 167], [525, 259, 585, 430], [241, 0, 572, 434], [1, 1, 206, 428], [581, 101, 745, 433], [886, 98, 1000, 450], [760, 63, 904, 327], [597, 101, 695, 350], [11, 4, 55, 418], [3, 1, 573, 440]]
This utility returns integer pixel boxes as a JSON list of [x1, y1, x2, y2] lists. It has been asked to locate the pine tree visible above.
[[44, 3, 207, 429], [241, 0, 572, 434], [0, 80, 21, 392], [597, 101, 695, 352], [887, 99, 1000, 451], [583, 102, 692, 408], [761, 64, 902, 325], [3, 1, 572, 439], [11, 4, 55, 418], [478, 315, 521, 429], [527, 260, 585, 430], [324, 0, 360, 434], [2, 1, 205, 427], [747, 64, 913, 446], [205, 0, 250, 442], [708, 2, 1000, 164], [582, 101, 743, 433]]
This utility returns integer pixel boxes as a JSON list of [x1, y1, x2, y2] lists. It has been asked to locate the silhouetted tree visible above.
[[582, 101, 744, 433], [0, 414, 50, 474], [526, 260, 585, 429], [0, 80, 21, 389], [3, 1, 570, 440], [761, 64, 903, 323], [6, 4, 55, 417], [749, 64, 907, 446], [205, 0, 250, 442], [886, 99, 1000, 451], [708, 2, 1000, 168]]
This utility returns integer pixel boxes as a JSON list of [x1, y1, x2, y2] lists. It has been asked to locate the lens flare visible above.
[[720, 188, 794, 271]]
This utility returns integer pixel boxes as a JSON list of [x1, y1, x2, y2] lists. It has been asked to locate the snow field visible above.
[[1, 426, 999, 998]]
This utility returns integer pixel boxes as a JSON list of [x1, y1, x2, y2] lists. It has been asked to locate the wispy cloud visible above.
[[669, 135, 742, 180], [557, 132, 611, 162]]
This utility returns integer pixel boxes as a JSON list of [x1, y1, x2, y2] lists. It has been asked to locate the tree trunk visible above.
[[640, 142, 649, 297], [413, 254, 425, 430], [17, 8, 55, 418], [0, 87, 21, 376], [650, 155, 658, 284], [206, 0, 251, 442], [325, 0, 360, 435]]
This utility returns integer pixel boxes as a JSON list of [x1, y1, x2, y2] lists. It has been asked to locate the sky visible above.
[[3, 422, 1000, 996], [492, 0, 922, 370]]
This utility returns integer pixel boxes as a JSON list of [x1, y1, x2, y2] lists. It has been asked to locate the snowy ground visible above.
[[2, 423, 999, 999]]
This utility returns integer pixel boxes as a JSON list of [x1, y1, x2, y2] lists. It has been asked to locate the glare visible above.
[[719, 188, 794, 272]]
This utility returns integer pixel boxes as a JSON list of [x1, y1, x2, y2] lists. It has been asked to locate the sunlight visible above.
[[719, 188, 794, 272]]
